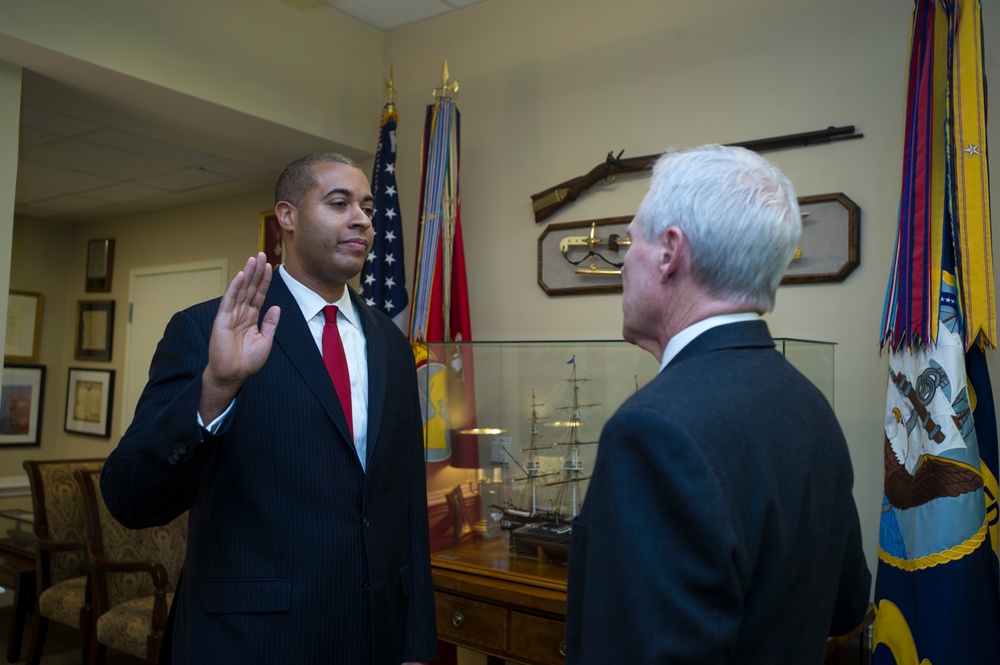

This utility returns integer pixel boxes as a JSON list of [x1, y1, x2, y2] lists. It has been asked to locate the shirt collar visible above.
[[278, 265, 359, 329], [659, 312, 760, 372]]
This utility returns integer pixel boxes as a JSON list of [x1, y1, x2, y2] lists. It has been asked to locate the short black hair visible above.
[[274, 152, 360, 207]]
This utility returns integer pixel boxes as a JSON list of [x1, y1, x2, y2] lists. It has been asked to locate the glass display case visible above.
[[422, 337, 835, 562], [775, 337, 835, 406]]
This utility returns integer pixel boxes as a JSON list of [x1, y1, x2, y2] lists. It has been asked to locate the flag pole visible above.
[[385, 62, 396, 109], [433, 60, 459, 342], [358, 63, 408, 330]]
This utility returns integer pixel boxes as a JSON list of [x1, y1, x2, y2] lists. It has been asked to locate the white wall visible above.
[[0, 62, 20, 362]]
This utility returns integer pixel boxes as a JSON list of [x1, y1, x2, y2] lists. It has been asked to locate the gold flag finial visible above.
[[433, 58, 458, 101], [384, 63, 396, 108]]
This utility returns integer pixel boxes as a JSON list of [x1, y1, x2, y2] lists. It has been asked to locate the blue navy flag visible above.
[[359, 103, 409, 332], [874, 2, 1000, 663]]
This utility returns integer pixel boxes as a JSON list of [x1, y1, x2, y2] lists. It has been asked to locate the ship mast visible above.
[[551, 355, 597, 517], [565, 358, 584, 515], [525, 390, 544, 514]]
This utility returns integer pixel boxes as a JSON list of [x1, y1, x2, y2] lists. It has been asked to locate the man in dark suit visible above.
[[565, 145, 871, 664], [101, 153, 436, 664]]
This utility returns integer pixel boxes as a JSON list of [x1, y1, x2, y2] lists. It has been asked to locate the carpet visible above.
[[0, 604, 144, 665]]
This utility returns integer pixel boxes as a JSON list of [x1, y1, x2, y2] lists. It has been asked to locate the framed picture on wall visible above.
[[74, 300, 115, 362], [0, 364, 45, 447], [781, 193, 861, 284], [64, 367, 114, 438], [259, 210, 283, 269], [537, 217, 631, 296], [85, 238, 115, 292], [4, 291, 44, 363]]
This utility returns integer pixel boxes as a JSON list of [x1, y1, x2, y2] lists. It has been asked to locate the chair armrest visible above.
[[89, 554, 170, 590], [34, 536, 86, 553], [88, 555, 174, 637]]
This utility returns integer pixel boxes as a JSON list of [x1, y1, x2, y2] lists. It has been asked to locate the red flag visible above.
[[410, 66, 477, 468]]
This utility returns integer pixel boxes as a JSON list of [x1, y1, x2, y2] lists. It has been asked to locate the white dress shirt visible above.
[[280, 266, 370, 470]]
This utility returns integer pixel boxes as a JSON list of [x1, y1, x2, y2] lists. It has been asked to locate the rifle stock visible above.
[[530, 124, 862, 223]]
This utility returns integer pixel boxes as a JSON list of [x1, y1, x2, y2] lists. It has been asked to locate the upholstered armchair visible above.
[[23, 458, 106, 665], [75, 469, 187, 665]]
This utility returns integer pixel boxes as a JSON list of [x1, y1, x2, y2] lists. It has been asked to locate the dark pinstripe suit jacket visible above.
[[565, 320, 871, 664], [101, 273, 437, 664]]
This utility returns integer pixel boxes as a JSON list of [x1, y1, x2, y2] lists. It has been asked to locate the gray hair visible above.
[[637, 144, 801, 312], [275, 152, 360, 207]]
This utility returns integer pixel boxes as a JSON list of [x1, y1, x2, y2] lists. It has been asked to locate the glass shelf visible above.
[[0, 509, 35, 555]]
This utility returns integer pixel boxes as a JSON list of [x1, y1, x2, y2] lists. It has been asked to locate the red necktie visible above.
[[322, 305, 353, 438]]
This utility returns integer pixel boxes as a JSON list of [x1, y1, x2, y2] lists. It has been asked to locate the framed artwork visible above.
[[75, 300, 115, 362], [64, 367, 114, 438], [537, 216, 632, 296], [259, 210, 283, 269], [0, 364, 45, 447], [85, 238, 115, 292], [781, 193, 861, 284], [4, 291, 43, 363]]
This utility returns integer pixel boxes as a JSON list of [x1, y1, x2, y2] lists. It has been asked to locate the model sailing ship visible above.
[[491, 356, 598, 561]]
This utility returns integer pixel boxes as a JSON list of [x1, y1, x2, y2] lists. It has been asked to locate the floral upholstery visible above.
[[78, 469, 187, 664], [91, 477, 187, 607], [33, 461, 104, 583], [24, 458, 105, 664], [37, 575, 89, 627], [96, 593, 175, 659]]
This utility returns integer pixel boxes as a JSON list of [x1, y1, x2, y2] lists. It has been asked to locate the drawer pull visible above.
[[559, 639, 567, 656], [451, 607, 465, 628]]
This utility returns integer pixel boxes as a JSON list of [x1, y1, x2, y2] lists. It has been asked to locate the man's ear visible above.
[[274, 201, 296, 232], [658, 227, 685, 284]]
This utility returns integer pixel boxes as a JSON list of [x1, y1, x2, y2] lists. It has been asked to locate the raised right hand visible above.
[[199, 253, 281, 421]]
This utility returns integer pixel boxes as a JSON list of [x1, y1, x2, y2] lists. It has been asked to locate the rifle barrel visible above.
[[531, 125, 863, 222], [727, 125, 860, 152]]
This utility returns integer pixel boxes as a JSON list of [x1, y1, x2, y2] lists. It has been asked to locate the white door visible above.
[[122, 260, 228, 433]]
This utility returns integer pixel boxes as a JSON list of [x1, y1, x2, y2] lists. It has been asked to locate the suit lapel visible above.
[[351, 290, 387, 466], [265, 273, 353, 443]]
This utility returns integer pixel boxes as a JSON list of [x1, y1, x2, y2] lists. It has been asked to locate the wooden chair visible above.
[[75, 469, 187, 665], [23, 458, 106, 665]]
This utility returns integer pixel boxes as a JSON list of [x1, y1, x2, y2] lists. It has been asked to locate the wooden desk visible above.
[[432, 539, 873, 665], [432, 539, 568, 665], [825, 603, 875, 665]]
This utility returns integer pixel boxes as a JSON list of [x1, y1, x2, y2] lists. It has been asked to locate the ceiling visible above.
[[13, 0, 492, 223], [318, 0, 490, 31]]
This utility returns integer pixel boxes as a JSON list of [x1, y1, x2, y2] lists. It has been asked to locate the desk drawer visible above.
[[434, 591, 508, 652], [509, 611, 566, 663]]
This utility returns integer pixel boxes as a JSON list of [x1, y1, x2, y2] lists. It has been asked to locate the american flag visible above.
[[360, 102, 409, 331]]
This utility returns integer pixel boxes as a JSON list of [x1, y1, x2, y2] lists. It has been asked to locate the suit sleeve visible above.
[[101, 306, 221, 528], [567, 404, 743, 664], [829, 495, 872, 637]]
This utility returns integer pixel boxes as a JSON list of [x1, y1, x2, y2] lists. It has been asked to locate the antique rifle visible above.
[[530, 124, 863, 223]]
